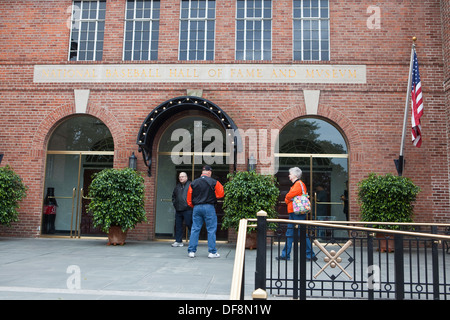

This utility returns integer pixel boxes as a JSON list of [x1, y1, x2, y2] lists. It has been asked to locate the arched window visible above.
[[276, 117, 349, 226], [43, 116, 114, 237]]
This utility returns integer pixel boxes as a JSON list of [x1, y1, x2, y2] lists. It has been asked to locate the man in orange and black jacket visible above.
[[186, 165, 224, 258]]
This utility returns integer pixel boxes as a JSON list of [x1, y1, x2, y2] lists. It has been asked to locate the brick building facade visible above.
[[0, 0, 448, 240]]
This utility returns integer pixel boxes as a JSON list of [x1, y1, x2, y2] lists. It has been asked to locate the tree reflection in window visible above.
[[48, 116, 114, 153], [279, 118, 346, 152]]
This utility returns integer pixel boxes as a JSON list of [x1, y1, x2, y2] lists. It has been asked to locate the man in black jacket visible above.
[[186, 165, 224, 258], [171, 172, 192, 247]]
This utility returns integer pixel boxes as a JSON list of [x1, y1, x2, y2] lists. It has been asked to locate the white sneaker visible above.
[[208, 253, 220, 259], [188, 252, 195, 258], [171, 242, 183, 247]]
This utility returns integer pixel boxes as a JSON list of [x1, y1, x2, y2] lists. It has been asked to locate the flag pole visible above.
[[395, 37, 416, 176]]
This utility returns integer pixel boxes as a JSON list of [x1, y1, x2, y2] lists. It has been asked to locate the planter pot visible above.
[[107, 226, 128, 246], [376, 233, 394, 253], [246, 231, 257, 250]]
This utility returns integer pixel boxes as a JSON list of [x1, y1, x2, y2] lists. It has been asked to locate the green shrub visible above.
[[358, 173, 420, 230], [222, 170, 280, 232], [0, 166, 27, 227], [88, 168, 147, 233]]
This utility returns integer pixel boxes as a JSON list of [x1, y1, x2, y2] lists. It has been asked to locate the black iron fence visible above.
[[231, 213, 450, 300]]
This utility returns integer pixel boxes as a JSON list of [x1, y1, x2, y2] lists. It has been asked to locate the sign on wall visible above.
[[34, 64, 366, 84]]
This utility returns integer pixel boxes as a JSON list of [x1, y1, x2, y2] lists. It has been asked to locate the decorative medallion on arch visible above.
[[137, 96, 239, 175]]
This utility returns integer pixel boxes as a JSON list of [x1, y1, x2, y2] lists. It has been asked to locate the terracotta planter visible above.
[[245, 231, 257, 250], [107, 226, 128, 246], [376, 233, 394, 253]]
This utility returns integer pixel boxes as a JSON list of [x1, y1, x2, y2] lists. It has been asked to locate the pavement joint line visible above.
[[0, 286, 230, 300]]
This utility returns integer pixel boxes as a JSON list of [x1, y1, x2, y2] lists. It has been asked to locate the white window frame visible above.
[[69, 0, 106, 61], [293, 0, 330, 61], [178, 0, 216, 61], [235, 0, 272, 61], [123, 0, 160, 61]]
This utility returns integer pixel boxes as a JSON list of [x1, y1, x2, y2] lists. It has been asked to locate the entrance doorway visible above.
[[275, 118, 349, 230], [155, 116, 230, 241], [42, 116, 114, 237]]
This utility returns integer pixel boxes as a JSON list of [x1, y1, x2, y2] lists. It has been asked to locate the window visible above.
[[236, 0, 272, 61], [179, 0, 216, 61], [124, 0, 160, 61], [276, 118, 348, 223], [293, 0, 329, 61], [69, 0, 106, 61]]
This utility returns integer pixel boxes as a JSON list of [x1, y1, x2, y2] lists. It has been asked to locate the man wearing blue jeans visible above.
[[186, 165, 224, 258]]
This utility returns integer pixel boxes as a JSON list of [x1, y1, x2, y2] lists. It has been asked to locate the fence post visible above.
[[293, 225, 299, 299], [431, 226, 440, 300], [299, 224, 307, 300], [394, 234, 405, 300], [255, 211, 267, 292], [367, 229, 374, 300]]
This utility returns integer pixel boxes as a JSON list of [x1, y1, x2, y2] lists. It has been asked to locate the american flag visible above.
[[411, 50, 423, 147]]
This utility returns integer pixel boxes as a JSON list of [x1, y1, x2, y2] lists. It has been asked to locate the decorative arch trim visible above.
[[137, 96, 239, 176]]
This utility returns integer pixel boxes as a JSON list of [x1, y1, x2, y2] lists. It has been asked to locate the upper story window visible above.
[[124, 0, 160, 61], [69, 0, 106, 61], [179, 0, 216, 61], [293, 0, 330, 61], [236, 0, 272, 61]]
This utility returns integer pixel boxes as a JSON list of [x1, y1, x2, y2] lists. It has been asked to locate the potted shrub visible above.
[[88, 167, 147, 245], [222, 170, 280, 249], [358, 172, 420, 252], [0, 166, 27, 228]]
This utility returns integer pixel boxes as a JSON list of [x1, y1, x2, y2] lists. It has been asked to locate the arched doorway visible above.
[[155, 115, 230, 241], [275, 117, 349, 225], [137, 96, 239, 241], [42, 115, 114, 237]]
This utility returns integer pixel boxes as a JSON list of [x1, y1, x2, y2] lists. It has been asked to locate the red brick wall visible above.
[[0, 0, 448, 239], [441, 0, 450, 224]]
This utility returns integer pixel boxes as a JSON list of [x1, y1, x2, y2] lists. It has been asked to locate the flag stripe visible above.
[[411, 50, 423, 148]]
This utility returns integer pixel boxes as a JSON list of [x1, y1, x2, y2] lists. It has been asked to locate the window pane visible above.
[[69, 0, 106, 61], [236, 0, 271, 61], [123, 0, 160, 61], [179, 0, 215, 61], [293, 0, 329, 61]]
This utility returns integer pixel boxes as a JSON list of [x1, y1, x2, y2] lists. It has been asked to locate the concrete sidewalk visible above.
[[0, 237, 256, 300]]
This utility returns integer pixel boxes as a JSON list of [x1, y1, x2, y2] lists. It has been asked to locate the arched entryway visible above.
[[275, 117, 349, 226], [155, 115, 231, 240], [137, 96, 239, 241], [42, 115, 114, 237]]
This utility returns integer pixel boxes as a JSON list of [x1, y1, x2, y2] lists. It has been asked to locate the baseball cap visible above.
[[202, 165, 212, 171]]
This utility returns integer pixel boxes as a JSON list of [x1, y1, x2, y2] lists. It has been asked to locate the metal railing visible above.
[[230, 212, 450, 300]]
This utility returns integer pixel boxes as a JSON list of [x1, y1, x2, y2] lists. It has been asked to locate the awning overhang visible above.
[[137, 96, 239, 176]]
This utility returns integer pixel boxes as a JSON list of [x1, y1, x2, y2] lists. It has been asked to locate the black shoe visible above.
[[275, 256, 289, 261], [307, 256, 318, 262]]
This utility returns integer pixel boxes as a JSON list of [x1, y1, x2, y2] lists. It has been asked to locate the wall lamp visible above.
[[128, 152, 137, 170], [248, 154, 256, 171]]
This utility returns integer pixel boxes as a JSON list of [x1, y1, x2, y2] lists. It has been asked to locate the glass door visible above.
[[42, 115, 114, 237], [43, 152, 113, 237], [155, 154, 229, 240]]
